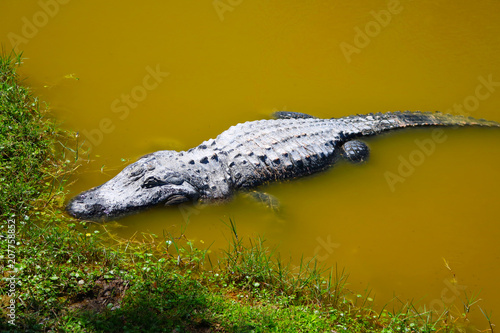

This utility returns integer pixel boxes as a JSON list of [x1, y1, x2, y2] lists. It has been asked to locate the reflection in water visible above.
[[1, 0, 500, 328]]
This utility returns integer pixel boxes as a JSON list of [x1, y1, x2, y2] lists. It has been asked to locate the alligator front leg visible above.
[[340, 140, 370, 163]]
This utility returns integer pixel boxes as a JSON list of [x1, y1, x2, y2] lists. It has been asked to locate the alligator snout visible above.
[[66, 187, 110, 220], [65, 160, 203, 221]]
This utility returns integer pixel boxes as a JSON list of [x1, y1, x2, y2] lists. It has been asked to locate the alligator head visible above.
[[66, 151, 201, 221]]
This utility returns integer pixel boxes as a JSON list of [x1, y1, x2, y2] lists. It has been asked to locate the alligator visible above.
[[66, 111, 500, 221]]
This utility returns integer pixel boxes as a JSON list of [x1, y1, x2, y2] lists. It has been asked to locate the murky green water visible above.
[[2, 1, 500, 329]]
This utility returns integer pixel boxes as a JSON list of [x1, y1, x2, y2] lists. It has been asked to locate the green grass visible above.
[[0, 50, 56, 219], [0, 50, 494, 332]]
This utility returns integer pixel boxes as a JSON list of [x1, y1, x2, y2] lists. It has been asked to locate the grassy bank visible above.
[[0, 51, 493, 332]]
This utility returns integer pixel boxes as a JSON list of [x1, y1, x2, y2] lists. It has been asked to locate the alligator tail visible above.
[[342, 111, 500, 137]]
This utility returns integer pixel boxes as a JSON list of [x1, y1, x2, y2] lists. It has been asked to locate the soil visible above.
[[69, 277, 129, 313]]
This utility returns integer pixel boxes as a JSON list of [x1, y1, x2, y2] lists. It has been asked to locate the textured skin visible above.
[[66, 111, 500, 221]]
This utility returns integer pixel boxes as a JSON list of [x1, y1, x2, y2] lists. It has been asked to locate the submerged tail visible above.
[[340, 111, 500, 137]]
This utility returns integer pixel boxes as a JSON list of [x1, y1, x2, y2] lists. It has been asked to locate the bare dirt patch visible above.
[[69, 277, 129, 313]]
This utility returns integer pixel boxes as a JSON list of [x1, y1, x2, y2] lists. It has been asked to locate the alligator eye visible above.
[[142, 176, 165, 188], [130, 167, 146, 181], [165, 175, 184, 185]]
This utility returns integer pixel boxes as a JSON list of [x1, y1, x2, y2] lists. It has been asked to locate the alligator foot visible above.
[[245, 191, 281, 213], [341, 140, 370, 163]]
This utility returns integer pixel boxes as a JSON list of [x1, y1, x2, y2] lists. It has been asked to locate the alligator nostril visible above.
[[87, 203, 106, 215]]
